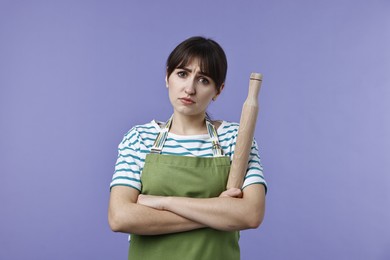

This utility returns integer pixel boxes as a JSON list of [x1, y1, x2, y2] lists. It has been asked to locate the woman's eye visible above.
[[199, 77, 209, 85], [177, 71, 187, 78]]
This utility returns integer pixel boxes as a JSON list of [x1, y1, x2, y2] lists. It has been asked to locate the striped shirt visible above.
[[111, 120, 267, 192]]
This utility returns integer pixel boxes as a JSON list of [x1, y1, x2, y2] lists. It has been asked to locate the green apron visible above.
[[128, 117, 240, 260]]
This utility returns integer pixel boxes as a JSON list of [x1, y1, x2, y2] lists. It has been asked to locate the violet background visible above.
[[1, 0, 389, 259]]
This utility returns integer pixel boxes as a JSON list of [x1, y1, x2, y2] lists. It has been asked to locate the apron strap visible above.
[[150, 115, 173, 154], [151, 115, 224, 156], [206, 119, 224, 157]]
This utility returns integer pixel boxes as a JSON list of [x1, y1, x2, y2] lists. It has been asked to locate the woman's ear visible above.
[[219, 83, 225, 94], [213, 83, 225, 101], [165, 75, 168, 88]]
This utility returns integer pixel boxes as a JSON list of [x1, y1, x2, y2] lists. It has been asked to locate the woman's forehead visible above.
[[177, 57, 210, 75]]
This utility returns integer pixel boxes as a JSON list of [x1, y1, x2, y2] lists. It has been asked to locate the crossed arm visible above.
[[108, 184, 265, 235]]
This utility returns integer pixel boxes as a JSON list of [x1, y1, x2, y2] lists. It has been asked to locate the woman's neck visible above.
[[169, 113, 208, 135]]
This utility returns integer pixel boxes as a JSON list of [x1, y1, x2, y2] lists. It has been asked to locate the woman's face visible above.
[[167, 58, 221, 118]]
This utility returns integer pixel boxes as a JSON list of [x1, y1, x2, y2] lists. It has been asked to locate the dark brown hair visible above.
[[166, 36, 227, 93]]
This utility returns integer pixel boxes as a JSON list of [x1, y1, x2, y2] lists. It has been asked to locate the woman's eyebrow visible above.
[[177, 66, 211, 77], [177, 66, 192, 73]]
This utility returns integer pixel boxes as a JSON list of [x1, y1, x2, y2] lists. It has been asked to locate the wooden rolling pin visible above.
[[226, 73, 263, 189]]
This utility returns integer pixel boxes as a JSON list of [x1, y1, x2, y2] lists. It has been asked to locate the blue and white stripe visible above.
[[110, 120, 267, 191]]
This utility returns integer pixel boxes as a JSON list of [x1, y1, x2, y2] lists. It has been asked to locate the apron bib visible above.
[[128, 117, 240, 260]]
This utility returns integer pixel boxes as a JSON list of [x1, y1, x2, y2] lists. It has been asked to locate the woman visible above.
[[108, 36, 267, 260]]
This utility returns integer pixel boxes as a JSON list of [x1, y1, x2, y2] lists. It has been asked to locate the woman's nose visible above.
[[184, 80, 196, 95]]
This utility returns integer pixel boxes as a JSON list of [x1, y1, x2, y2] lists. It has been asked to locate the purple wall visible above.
[[1, 1, 389, 259]]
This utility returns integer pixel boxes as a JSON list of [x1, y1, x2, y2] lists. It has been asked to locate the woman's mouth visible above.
[[179, 98, 195, 105]]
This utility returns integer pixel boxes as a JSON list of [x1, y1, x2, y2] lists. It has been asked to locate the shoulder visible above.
[[120, 120, 160, 147], [215, 120, 239, 135], [216, 120, 259, 145], [211, 120, 239, 146]]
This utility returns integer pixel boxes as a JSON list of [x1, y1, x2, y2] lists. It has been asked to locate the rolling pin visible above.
[[226, 73, 263, 189]]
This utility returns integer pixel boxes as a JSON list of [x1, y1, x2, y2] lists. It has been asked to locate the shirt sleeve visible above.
[[110, 128, 142, 192], [242, 139, 267, 193]]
